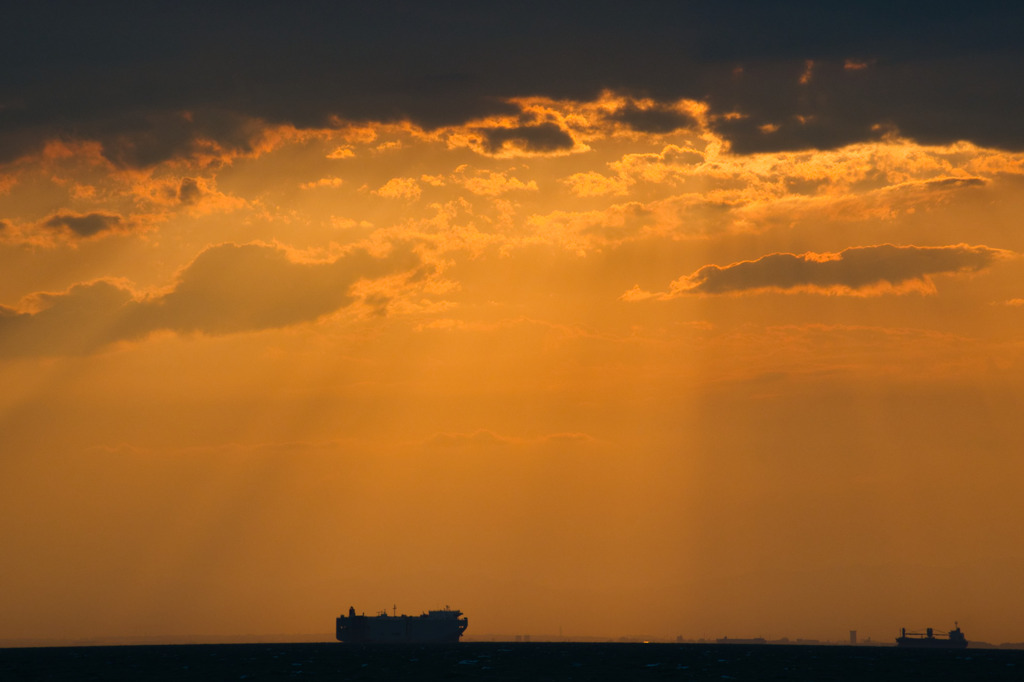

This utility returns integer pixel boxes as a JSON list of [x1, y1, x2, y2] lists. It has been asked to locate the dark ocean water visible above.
[[2, 641, 1023, 681]]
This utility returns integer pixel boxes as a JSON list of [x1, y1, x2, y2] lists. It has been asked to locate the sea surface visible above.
[[2, 641, 1023, 680]]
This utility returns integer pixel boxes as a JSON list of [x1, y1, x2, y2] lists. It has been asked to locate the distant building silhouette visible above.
[[716, 637, 767, 644]]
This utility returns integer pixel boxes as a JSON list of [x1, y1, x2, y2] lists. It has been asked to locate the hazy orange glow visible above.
[[2, 89, 1023, 646]]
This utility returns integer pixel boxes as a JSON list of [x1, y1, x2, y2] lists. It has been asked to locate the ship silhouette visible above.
[[336, 606, 468, 643], [896, 623, 968, 649]]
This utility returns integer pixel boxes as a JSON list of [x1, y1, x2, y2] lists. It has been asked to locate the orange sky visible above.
[[3, 6, 1024, 646]]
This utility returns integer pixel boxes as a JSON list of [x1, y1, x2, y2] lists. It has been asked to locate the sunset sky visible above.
[[3, 2, 1024, 645]]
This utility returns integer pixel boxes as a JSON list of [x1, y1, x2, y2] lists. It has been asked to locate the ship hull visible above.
[[895, 638, 967, 649], [895, 625, 968, 649], [336, 609, 468, 644]]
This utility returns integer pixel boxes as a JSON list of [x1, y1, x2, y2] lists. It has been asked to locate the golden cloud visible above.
[[300, 177, 345, 190], [374, 177, 422, 200], [452, 166, 538, 195]]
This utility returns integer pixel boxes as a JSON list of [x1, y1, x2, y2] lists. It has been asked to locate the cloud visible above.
[[476, 123, 575, 155], [177, 177, 202, 205], [452, 167, 538, 195], [326, 146, 355, 159], [423, 429, 516, 448], [3, 4, 1024, 167], [43, 212, 123, 237], [920, 177, 986, 190], [300, 176, 345, 190], [0, 242, 421, 356], [525, 203, 653, 254], [607, 144, 705, 186], [706, 54, 1024, 153], [625, 244, 1011, 299], [606, 102, 698, 133], [0, 280, 139, 356], [2, 107, 270, 169], [97, 110, 263, 168], [374, 177, 421, 200], [562, 171, 629, 197]]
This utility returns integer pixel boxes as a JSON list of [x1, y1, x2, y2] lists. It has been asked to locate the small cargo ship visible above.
[[336, 606, 468, 643], [895, 623, 968, 649]]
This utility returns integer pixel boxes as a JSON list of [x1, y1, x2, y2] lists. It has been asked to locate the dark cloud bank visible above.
[[43, 212, 122, 237], [0, 243, 420, 356], [677, 244, 1008, 295], [2, 2, 1023, 166], [478, 123, 576, 155]]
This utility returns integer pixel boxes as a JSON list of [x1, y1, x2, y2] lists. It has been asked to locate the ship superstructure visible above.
[[895, 623, 968, 649], [336, 606, 468, 643]]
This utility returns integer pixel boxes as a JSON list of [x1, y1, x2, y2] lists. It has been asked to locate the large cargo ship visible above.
[[336, 606, 468, 643], [895, 623, 968, 649]]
